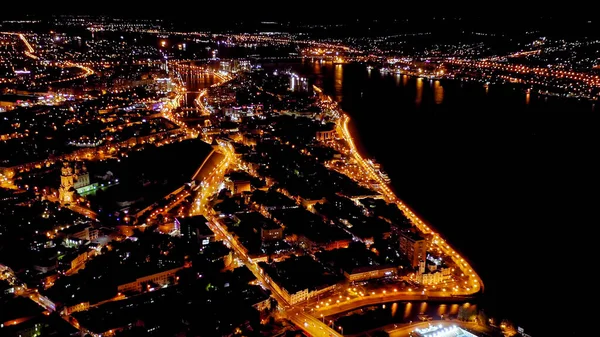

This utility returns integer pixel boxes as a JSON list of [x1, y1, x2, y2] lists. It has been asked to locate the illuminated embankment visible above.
[[332, 102, 483, 295]]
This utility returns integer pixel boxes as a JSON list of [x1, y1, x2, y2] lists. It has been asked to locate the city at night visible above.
[[0, 6, 594, 337]]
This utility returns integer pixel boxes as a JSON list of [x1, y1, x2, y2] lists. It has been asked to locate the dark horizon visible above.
[[1, 10, 596, 38]]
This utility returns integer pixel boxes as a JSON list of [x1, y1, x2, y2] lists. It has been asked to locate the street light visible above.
[[338, 326, 343, 335]]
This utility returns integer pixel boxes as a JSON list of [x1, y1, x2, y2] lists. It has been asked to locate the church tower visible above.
[[58, 161, 75, 205]]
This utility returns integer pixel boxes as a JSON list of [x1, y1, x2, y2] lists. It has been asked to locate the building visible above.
[[58, 162, 75, 205], [260, 222, 283, 241], [58, 161, 95, 204], [280, 284, 337, 305], [60, 223, 98, 241], [297, 234, 351, 251], [225, 177, 251, 195], [73, 162, 96, 194], [252, 296, 272, 312], [239, 59, 252, 71], [0, 318, 43, 337], [415, 268, 452, 285], [315, 129, 337, 141], [33, 256, 57, 274], [117, 267, 183, 293], [175, 216, 215, 246], [63, 301, 90, 315], [61, 250, 90, 274], [399, 228, 428, 268], [414, 260, 452, 285], [220, 60, 231, 73], [343, 265, 398, 282]]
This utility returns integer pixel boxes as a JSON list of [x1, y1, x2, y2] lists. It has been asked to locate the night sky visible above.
[[0, 3, 594, 23]]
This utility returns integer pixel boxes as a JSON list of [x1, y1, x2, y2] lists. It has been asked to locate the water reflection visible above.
[[332, 301, 477, 335], [182, 73, 217, 107], [403, 302, 412, 319], [391, 302, 398, 317], [419, 301, 428, 315], [334, 64, 343, 101], [402, 74, 408, 86], [434, 80, 444, 104], [438, 304, 447, 317], [525, 92, 531, 105], [450, 304, 460, 316], [313, 59, 321, 73], [415, 78, 423, 106]]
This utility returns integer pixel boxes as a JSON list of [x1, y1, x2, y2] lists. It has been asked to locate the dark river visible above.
[[285, 60, 595, 337]]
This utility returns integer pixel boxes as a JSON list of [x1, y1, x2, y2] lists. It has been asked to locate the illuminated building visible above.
[[73, 163, 91, 191], [225, 177, 251, 195], [117, 267, 183, 293], [260, 224, 283, 242], [415, 260, 452, 285], [58, 162, 75, 205], [315, 129, 337, 141], [220, 60, 231, 73], [399, 228, 428, 268], [343, 265, 398, 282], [175, 216, 215, 246], [58, 161, 94, 204]]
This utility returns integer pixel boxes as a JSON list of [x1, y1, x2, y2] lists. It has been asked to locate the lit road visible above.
[[288, 307, 344, 337], [0, 32, 38, 59], [309, 280, 476, 317], [1, 264, 56, 313], [188, 143, 341, 337], [193, 89, 211, 115], [0, 32, 94, 82], [43, 61, 95, 84], [336, 114, 483, 295], [44, 194, 97, 220]]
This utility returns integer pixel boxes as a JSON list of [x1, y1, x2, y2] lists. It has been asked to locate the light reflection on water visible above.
[[434, 80, 444, 104], [330, 301, 477, 335], [338, 301, 476, 319], [415, 77, 423, 106], [334, 64, 343, 101], [403, 302, 412, 319]]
